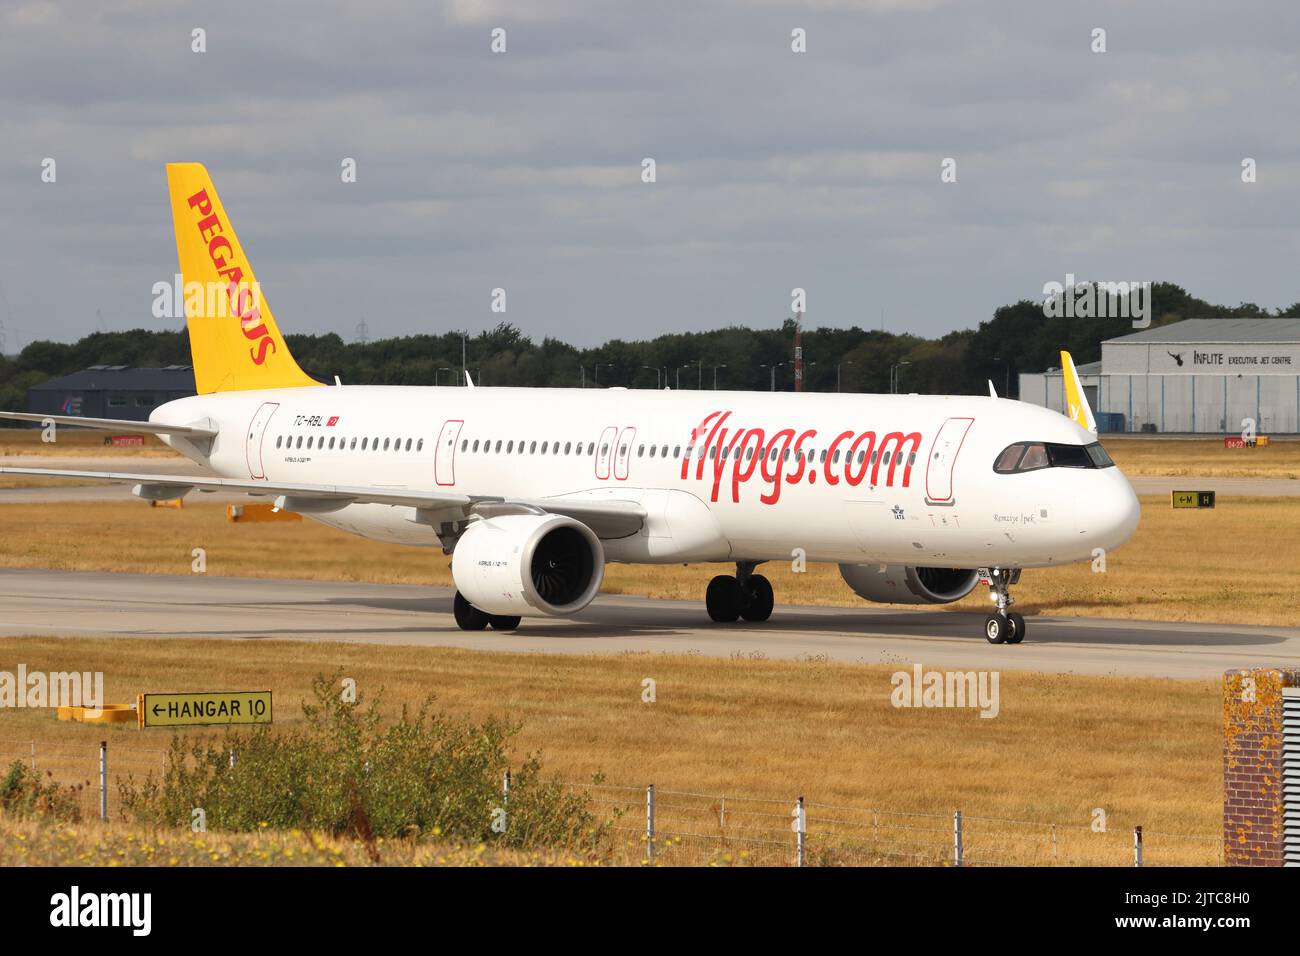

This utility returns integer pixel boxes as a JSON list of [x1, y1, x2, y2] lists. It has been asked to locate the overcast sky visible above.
[[1, 0, 1297, 351]]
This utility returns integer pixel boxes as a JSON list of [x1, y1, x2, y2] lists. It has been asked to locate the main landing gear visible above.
[[453, 591, 521, 632], [705, 562, 774, 623], [982, 568, 1025, 645]]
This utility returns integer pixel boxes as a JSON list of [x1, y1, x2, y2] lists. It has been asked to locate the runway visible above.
[[1, 568, 1296, 679]]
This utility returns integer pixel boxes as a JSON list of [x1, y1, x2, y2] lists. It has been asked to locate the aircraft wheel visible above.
[[489, 615, 522, 631], [453, 591, 490, 631], [1006, 612, 1026, 644], [983, 613, 1009, 645], [739, 574, 774, 622], [706, 575, 742, 623]]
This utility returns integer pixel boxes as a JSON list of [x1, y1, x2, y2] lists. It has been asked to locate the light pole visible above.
[[712, 365, 727, 390], [595, 363, 605, 387], [837, 360, 853, 392], [641, 365, 661, 389], [759, 362, 785, 392], [890, 361, 911, 394], [993, 356, 1010, 396]]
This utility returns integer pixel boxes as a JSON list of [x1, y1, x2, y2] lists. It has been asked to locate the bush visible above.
[[0, 760, 84, 822], [119, 674, 607, 855]]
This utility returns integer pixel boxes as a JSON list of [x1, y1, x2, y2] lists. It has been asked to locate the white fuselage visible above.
[[154, 385, 1140, 569]]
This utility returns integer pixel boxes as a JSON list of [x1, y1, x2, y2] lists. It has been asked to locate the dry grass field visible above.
[[1103, 435, 1300, 478], [0, 429, 177, 458], [0, 494, 1295, 625], [0, 636, 1221, 866]]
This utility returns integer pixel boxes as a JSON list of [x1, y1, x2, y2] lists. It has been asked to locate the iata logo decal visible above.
[[185, 189, 276, 366], [680, 410, 922, 505]]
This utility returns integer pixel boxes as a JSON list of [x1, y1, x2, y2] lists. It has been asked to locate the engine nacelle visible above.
[[839, 564, 980, 605], [451, 513, 604, 617]]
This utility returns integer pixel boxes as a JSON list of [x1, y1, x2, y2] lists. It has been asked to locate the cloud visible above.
[[0, 0, 1296, 350]]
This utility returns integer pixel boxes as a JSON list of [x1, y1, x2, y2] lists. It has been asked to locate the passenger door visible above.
[[925, 417, 974, 504]]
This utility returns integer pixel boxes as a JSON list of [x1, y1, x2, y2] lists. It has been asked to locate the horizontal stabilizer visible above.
[[0, 411, 217, 438]]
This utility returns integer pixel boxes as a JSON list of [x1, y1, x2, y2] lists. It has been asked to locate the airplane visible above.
[[0, 164, 1140, 644]]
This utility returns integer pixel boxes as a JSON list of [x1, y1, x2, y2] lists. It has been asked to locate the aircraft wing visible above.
[[0, 411, 217, 437], [0, 466, 646, 538]]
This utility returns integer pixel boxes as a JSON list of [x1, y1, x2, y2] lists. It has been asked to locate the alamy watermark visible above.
[[891, 664, 999, 718], [0, 665, 103, 709], [1042, 274, 1151, 328]]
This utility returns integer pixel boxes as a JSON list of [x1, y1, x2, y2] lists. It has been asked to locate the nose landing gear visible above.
[[982, 568, 1025, 644], [705, 562, 774, 623]]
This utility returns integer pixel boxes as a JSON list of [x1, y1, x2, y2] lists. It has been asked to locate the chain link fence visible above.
[[561, 782, 1224, 867], [0, 739, 1224, 866]]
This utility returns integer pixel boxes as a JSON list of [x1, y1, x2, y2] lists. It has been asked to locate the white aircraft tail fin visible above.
[[988, 379, 997, 399], [1060, 350, 1097, 433]]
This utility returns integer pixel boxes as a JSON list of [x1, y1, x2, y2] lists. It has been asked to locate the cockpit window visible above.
[[1018, 444, 1049, 471], [994, 445, 1024, 473], [994, 441, 1115, 474], [1086, 443, 1114, 468]]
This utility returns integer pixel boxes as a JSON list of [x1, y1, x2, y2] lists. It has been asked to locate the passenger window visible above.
[[417, 439, 423, 452], [329, 437, 336, 450], [600, 443, 608, 456], [541, 442, 548, 453], [673, 446, 681, 457], [461, 439, 468, 452], [361, 438, 368, 450], [648, 445, 656, 457], [385, 438, 392, 451], [507, 441, 514, 453], [587, 443, 595, 455], [351, 438, 357, 450], [276, 436, 283, 448], [637, 445, 644, 457], [565, 442, 572, 454], [530, 441, 537, 453]]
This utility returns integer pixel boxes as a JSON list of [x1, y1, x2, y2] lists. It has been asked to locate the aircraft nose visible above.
[[1086, 468, 1138, 546], [1081, 469, 1140, 549]]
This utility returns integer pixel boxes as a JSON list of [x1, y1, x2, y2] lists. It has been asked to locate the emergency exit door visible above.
[[434, 419, 463, 486], [245, 402, 280, 480]]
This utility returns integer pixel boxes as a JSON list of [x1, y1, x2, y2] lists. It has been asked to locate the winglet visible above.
[[988, 379, 998, 399], [1060, 350, 1097, 433], [464, 370, 476, 388]]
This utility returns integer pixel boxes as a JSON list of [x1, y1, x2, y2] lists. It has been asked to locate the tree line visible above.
[[3, 282, 1297, 414]]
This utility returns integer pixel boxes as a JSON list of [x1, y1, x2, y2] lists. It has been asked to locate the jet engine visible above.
[[839, 564, 980, 605], [451, 513, 604, 617]]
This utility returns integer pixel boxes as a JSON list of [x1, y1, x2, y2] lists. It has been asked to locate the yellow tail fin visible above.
[[166, 163, 319, 394], [1060, 350, 1097, 433]]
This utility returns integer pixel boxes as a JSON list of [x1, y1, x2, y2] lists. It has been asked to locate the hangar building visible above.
[[1019, 318, 1300, 434], [25, 365, 196, 423]]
